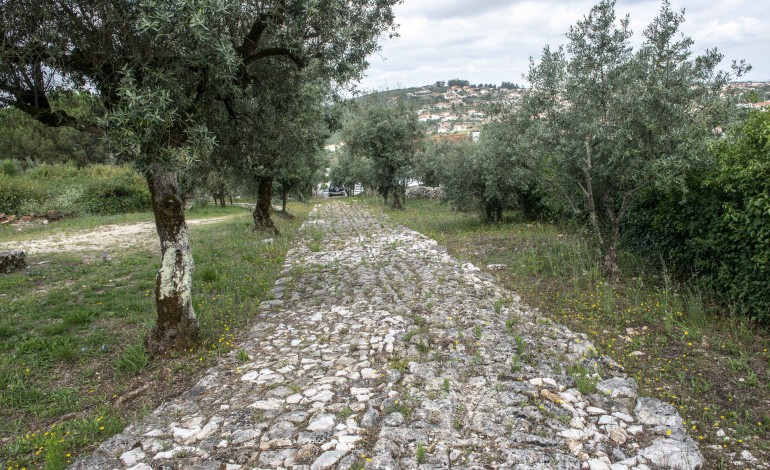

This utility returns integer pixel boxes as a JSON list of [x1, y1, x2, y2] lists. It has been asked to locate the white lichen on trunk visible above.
[[157, 225, 196, 319]]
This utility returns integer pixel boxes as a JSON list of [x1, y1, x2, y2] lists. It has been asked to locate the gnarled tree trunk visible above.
[[146, 167, 200, 354], [253, 175, 279, 234]]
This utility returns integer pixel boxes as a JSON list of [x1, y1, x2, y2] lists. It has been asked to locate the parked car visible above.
[[328, 186, 347, 197]]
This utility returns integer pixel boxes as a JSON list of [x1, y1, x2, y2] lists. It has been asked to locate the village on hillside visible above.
[[407, 82, 525, 141], [323, 79, 770, 155]]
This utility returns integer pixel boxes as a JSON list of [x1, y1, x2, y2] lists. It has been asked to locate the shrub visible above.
[[626, 111, 770, 323], [1, 164, 150, 216], [80, 165, 151, 215], [0, 174, 45, 216], [0, 159, 21, 177]]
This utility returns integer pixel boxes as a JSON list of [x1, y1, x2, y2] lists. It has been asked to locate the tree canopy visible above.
[[339, 96, 423, 209], [524, 0, 749, 275]]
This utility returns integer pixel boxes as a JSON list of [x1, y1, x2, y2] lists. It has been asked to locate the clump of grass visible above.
[[567, 365, 598, 395], [113, 344, 148, 377], [199, 267, 218, 282], [339, 406, 354, 420], [416, 442, 427, 464], [505, 317, 517, 334], [389, 357, 410, 371]]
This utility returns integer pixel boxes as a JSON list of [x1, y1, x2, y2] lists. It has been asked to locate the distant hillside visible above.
[[359, 81, 526, 137]]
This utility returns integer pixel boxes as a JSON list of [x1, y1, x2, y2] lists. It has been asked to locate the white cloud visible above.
[[357, 0, 770, 91]]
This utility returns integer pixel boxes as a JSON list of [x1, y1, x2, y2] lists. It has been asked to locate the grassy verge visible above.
[[364, 197, 770, 468], [0, 201, 310, 469]]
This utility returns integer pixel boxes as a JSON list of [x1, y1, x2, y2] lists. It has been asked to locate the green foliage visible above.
[[77, 168, 150, 216], [523, 0, 747, 275], [113, 344, 149, 377], [416, 442, 427, 463], [417, 120, 558, 224], [0, 159, 21, 176], [568, 364, 599, 394], [0, 164, 149, 216], [0, 104, 108, 167], [0, 173, 45, 215], [447, 79, 470, 87], [339, 95, 423, 208], [627, 110, 770, 322]]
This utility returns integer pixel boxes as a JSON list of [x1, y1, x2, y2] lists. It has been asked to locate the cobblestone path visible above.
[[73, 201, 703, 470]]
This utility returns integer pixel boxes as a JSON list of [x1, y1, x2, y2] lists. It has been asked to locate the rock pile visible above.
[[73, 201, 702, 469]]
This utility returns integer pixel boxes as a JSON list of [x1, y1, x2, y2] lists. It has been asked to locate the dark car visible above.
[[328, 186, 347, 197]]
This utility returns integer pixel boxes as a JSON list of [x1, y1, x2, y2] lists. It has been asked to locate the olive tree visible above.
[[341, 96, 423, 209], [525, 0, 749, 276], [0, 0, 400, 352]]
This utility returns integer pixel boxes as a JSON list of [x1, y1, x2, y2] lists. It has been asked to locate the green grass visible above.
[[368, 197, 770, 466], [0, 201, 310, 469]]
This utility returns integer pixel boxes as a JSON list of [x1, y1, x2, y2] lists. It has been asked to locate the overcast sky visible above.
[[356, 0, 770, 92]]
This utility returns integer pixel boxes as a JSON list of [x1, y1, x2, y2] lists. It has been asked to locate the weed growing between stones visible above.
[[567, 364, 599, 395], [416, 441, 427, 463]]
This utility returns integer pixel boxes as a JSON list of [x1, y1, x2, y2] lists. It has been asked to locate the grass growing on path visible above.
[[367, 197, 770, 468], [0, 202, 310, 469]]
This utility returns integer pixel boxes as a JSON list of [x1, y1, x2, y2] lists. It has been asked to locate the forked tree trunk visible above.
[[253, 175, 279, 234], [146, 167, 200, 354]]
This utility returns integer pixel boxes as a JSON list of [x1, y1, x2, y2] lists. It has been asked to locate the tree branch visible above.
[[244, 47, 306, 69]]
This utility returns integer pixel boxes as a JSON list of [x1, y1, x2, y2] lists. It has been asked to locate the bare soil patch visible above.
[[0, 216, 234, 255]]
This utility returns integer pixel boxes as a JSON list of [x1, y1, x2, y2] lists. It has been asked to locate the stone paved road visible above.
[[73, 201, 703, 470]]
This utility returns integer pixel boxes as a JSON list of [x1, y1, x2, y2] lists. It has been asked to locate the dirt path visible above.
[[0, 216, 236, 255]]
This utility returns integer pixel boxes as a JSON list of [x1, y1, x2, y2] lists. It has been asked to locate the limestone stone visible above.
[[310, 450, 347, 469]]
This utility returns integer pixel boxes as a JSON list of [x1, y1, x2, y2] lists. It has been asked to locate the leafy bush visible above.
[[626, 111, 770, 322], [78, 167, 150, 215], [21, 185, 85, 216], [0, 159, 21, 177], [0, 174, 45, 215], [0, 164, 150, 216]]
